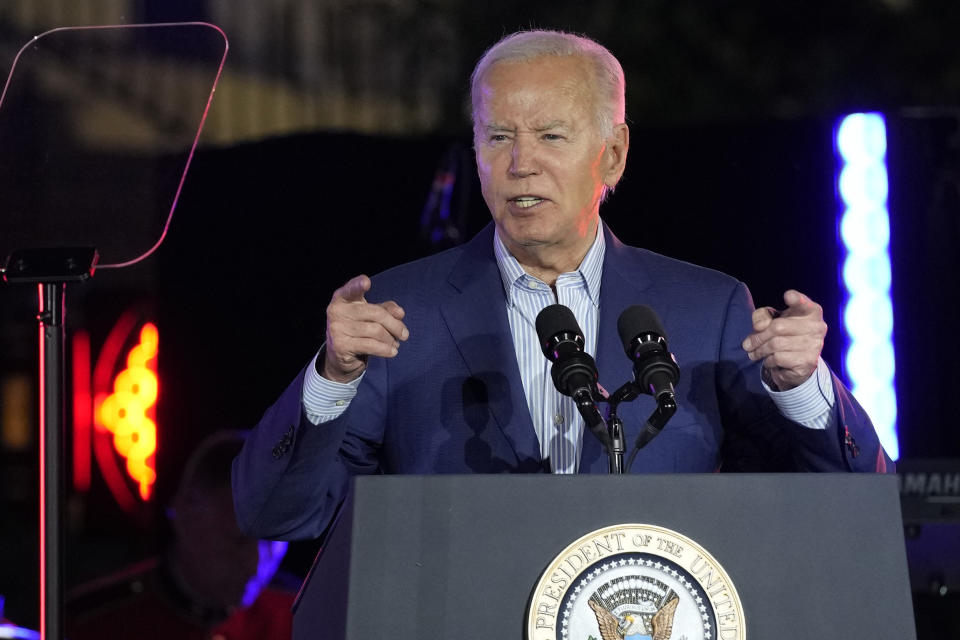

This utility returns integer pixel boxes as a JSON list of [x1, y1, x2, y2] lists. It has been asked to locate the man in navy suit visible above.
[[232, 30, 892, 541]]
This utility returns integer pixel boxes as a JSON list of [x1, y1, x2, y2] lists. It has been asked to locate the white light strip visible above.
[[836, 113, 898, 460]]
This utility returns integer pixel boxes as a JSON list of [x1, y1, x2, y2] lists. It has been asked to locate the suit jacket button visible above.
[[272, 446, 283, 459]]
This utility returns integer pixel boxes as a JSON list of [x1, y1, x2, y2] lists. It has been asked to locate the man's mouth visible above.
[[511, 196, 544, 209]]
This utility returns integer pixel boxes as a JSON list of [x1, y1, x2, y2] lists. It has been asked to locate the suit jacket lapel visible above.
[[439, 225, 543, 469]]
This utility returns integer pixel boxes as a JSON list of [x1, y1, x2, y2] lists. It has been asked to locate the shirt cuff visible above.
[[302, 350, 364, 425], [762, 358, 835, 430]]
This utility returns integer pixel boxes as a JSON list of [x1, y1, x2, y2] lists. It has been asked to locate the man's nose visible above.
[[509, 135, 539, 178]]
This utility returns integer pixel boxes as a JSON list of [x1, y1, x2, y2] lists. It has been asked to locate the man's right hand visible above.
[[321, 275, 409, 383]]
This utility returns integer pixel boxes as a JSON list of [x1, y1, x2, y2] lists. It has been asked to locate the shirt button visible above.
[[335, 400, 345, 407], [554, 413, 565, 426]]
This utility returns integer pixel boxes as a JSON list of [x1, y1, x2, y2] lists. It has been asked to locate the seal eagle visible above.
[[588, 595, 679, 640]]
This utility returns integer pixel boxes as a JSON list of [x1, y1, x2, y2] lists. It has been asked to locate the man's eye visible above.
[[542, 133, 564, 141], [489, 134, 510, 143]]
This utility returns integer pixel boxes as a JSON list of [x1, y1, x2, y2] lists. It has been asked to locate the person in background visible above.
[[67, 431, 295, 640]]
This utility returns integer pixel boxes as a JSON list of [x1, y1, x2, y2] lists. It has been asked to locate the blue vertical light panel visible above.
[[836, 112, 898, 460]]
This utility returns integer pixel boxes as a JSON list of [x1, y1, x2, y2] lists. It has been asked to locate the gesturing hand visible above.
[[741, 289, 827, 391], [322, 275, 409, 383]]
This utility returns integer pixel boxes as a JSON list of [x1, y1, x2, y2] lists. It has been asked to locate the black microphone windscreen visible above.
[[535, 304, 583, 357], [617, 305, 667, 355]]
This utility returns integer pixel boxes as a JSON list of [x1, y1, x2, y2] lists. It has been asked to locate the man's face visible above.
[[474, 55, 628, 262]]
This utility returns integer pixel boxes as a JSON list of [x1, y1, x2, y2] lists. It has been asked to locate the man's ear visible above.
[[602, 123, 629, 188]]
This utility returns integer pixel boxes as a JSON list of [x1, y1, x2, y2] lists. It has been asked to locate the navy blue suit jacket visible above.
[[233, 223, 891, 540]]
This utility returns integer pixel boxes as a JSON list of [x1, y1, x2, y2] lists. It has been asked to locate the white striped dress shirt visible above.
[[492, 228, 605, 473]]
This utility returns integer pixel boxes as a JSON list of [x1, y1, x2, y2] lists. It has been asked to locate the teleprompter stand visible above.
[[2, 248, 98, 640]]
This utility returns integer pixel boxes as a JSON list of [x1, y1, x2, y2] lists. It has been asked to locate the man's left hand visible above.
[[741, 289, 827, 391]]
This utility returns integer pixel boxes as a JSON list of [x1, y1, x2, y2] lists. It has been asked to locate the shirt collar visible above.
[[493, 223, 605, 307]]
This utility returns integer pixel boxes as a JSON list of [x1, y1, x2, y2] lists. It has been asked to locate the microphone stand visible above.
[[573, 389, 627, 474], [599, 382, 678, 474], [573, 390, 615, 468], [607, 413, 626, 474], [626, 394, 678, 471]]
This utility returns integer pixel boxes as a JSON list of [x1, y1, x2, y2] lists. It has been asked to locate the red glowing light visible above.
[[96, 323, 158, 500], [92, 310, 139, 510], [71, 331, 92, 492]]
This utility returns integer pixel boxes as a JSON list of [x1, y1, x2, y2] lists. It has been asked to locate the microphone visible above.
[[616, 305, 680, 402], [617, 305, 680, 460], [535, 304, 599, 400], [535, 304, 610, 451]]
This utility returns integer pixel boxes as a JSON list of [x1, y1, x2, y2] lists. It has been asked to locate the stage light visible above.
[[836, 112, 898, 459], [843, 293, 893, 341], [83, 313, 159, 508], [97, 323, 158, 500], [839, 206, 889, 254], [837, 112, 887, 162]]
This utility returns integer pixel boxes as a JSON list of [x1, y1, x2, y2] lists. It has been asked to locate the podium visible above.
[[292, 474, 915, 639]]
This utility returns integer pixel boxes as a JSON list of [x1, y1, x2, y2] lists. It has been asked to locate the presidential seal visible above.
[[527, 524, 745, 640]]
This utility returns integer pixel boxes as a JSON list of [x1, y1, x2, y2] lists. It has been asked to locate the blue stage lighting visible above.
[[836, 113, 898, 460]]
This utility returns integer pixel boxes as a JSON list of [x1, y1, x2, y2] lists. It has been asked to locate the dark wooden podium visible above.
[[292, 474, 914, 639]]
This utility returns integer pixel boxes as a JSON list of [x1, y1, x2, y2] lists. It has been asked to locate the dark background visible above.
[[1, 0, 958, 635]]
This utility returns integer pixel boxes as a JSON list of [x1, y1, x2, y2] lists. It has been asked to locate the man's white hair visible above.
[[469, 29, 626, 138]]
